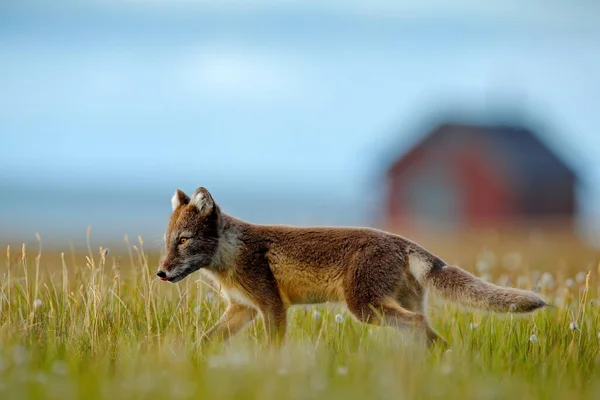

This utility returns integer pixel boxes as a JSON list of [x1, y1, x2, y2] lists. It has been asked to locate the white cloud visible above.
[[178, 44, 310, 104], [0, 42, 316, 118]]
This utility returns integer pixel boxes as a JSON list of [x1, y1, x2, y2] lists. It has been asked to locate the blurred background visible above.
[[2, 0, 600, 253]]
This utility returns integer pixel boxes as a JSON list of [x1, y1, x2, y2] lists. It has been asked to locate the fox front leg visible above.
[[201, 302, 257, 344]]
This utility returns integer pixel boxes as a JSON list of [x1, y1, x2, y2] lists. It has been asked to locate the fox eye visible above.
[[178, 237, 189, 245]]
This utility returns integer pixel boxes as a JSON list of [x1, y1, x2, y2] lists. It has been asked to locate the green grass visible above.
[[1, 237, 600, 400]]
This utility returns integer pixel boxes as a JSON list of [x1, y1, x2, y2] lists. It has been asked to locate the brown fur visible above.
[[157, 187, 548, 347]]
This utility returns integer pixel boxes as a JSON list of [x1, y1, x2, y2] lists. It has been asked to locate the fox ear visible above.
[[190, 187, 215, 215], [171, 189, 190, 211]]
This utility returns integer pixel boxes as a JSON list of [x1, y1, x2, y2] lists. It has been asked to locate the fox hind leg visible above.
[[395, 286, 447, 345], [346, 295, 444, 347], [382, 297, 446, 347], [343, 258, 444, 347]]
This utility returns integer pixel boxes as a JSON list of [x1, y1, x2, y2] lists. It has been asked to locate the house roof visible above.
[[382, 109, 582, 185], [382, 116, 581, 216]]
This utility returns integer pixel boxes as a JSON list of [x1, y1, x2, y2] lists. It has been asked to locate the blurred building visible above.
[[383, 117, 578, 233]]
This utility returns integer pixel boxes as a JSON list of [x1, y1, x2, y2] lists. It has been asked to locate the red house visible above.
[[383, 120, 578, 233]]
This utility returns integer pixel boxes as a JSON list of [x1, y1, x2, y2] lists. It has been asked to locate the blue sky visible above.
[[2, 1, 600, 245]]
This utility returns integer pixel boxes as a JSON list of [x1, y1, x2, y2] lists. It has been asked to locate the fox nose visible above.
[[157, 270, 167, 279]]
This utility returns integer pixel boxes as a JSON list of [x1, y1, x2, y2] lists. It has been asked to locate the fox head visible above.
[[157, 187, 222, 283]]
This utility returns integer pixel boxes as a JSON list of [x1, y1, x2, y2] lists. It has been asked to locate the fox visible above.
[[157, 186, 548, 347]]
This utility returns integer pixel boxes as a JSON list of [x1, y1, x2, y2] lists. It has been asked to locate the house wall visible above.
[[384, 126, 576, 233]]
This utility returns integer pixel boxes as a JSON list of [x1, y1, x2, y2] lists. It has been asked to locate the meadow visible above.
[[1, 230, 599, 400]]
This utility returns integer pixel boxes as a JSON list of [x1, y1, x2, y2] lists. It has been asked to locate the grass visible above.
[[1, 233, 600, 400]]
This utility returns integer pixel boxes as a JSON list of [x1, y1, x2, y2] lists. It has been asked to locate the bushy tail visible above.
[[409, 253, 548, 313]]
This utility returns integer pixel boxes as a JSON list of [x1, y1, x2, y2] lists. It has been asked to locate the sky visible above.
[[1, 0, 600, 246]]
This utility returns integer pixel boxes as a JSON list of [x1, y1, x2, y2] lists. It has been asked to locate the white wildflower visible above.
[[304, 348, 316, 358], [12, 346, 28, 365], [171, 382, 194, 398], [569, 321, 579, 331], [554, 296, 565, 308], [539, 272, 555, 289], [205, 292, 216, 304], [475, 260, 490, 273], [33, 299, 42, 309], [313, 310, 322, 321], [444, 349, 453, 361], [517, 276, 529, 288], [336, 366, 348, 375], [51, 360, 69, 376], [477, 250, 497, 270], [35, 372, 48, 385], [194, 305, 202, 314], [503, 252, 522, 270], [334, 314, 344, 324], [497, 274, 510, 286], [469, 322, 478, 330], [309, 374, 327, 391], [529, 334, 538, 343], [566, 279, 574, 288], [441, 363, 453, 375], [207, 352, 249, 369], [576, 272, 586, 284]]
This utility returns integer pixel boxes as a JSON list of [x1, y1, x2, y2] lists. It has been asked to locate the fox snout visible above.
[[156, 255, 200, 283], [156, 256, 176, 281], [155, 266, 181, 283], [156, 270, 169, 281]]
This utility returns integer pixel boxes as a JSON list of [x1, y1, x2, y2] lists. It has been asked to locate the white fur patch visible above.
[[199, 269, 223, 290], [226, 286, 256, 308], [200, 269, 255, 308], [191, 190, 207, 209], [171, 191, 180, 211], [408, 254, 431, 283]]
